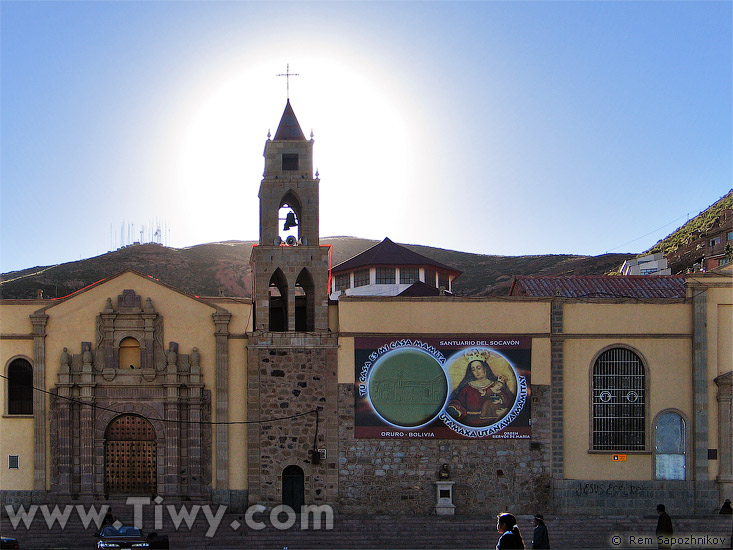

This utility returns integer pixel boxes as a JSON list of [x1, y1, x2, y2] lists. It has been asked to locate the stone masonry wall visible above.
[[553, 479, 720, 515], [247, 334, 339, 508], [337, 384, 551, 515]]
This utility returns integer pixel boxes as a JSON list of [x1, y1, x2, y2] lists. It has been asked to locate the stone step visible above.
[[2, 509, 731, 549]]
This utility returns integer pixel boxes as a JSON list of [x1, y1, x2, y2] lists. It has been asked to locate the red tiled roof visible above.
[[508, 275, 686, 299], [332, 238, 461, 275], [273, 100, 306, 141]]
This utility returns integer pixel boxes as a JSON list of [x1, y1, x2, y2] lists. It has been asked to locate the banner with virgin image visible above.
[[354, 336, 531, 439]]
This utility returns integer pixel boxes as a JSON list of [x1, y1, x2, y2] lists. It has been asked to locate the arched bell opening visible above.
[[278, 191, 303, 245], [295, 268, 315, 332], [269, 268, 289, 332]]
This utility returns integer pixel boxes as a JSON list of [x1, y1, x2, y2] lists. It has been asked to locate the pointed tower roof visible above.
[[273, 99, 306, 141]]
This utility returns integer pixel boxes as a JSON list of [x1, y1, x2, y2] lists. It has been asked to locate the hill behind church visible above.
[[1, 237, 631, 300]]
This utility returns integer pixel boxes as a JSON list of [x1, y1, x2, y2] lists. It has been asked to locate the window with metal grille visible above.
[[592, 347, 645, 451], [354, 269, 370, 287], [8, 455, 19, 469], [335, 273, 350, 292], [399, 267, 419, 284], [7, 359, 33, 415], [375, 268, 395, 285], [425, 269, 437, 288], [438, 273, 449, 290]]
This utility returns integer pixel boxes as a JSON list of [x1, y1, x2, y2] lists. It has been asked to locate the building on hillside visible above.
[[702, 208, 733, 270], [1, 100, 732, 518], [661, 202, 733, 273], [329, 237, 462, 300], [619, 253, 672, 276]]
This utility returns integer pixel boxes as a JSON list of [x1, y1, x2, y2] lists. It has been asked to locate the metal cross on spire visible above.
[[276, 63, 299, 100]]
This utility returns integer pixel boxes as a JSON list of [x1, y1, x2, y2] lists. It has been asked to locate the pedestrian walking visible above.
[[655, 504, 673, 550], [496, 512, 525, 549], [532, 513, 550, 549]]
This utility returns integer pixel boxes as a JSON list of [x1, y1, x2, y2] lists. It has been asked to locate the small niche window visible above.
[[8, 455, 19, 469], [335, 273, 350, 292], [400, 268, 419, 284], [376, 268, 396, 285], [655, 412, 686, 480], [354, 269, 370, 287], [119, 337, 141, 369], [282, 154, 299, 171]]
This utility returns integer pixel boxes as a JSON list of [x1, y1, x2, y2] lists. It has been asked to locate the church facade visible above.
[[1, 101, 731, 516]]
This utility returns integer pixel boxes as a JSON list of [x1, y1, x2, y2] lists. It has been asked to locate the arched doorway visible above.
[[104, 414, 157, 495], [282, 465, 304, 511]]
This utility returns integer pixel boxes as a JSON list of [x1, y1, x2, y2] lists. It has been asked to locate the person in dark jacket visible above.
[[655, 504, 673, 549], [496, 512, 525, 549], [532, 513, 550, 549]]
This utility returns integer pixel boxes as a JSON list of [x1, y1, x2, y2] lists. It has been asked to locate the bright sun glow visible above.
[[169, 54, 417, 248]]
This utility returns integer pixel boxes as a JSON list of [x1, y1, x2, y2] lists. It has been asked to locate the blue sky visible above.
[[1, 1, 731, 273]]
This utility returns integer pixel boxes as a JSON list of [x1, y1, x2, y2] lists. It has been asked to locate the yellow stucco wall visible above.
[[564, 302, 691, 334], [1, 318, 36, 490], [0, 417, 34, 490], [338, 298, 551, 334], [563, 336, 693, 480], [0, 302, 45, 334]]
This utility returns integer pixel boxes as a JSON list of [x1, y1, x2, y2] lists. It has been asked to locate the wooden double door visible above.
[[104, 415, 157, 495]]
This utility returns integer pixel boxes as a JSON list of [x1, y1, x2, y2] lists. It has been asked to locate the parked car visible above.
[[95, 525, 168, 549], [0, 537, 19, 549]]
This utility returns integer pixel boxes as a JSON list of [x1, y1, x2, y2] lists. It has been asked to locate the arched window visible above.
[[7, 358, 33, 415], [119, 337, 140, 369], [655, 411, 686, 480], [592, 347, 645, 451]]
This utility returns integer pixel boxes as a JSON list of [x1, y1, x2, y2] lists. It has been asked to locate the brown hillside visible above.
[[0, 238, 632, 300]]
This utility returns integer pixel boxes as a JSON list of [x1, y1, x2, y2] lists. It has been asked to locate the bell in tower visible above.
[[250, 100, 331, 333]]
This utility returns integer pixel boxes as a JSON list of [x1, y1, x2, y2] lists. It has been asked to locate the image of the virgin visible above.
[[445, 349, 516, 427]]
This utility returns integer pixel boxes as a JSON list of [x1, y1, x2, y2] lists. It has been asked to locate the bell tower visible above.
[[250, 99, 330, 332], [247, 99, 338, 511]]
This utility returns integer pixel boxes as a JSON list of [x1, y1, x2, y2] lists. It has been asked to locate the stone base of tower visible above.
[[246, 332, 339, 510]]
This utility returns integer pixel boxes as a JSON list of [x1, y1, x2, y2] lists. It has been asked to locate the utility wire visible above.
[[0, 373, 318, 426]]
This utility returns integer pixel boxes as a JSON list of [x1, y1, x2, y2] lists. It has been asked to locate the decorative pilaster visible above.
[[213, 311, 231, 490], [550, 299, 564, 479], [56, 348, 73, 494], [715, 371, 733, 500], [188, 348, 203, 496], [692, 289, 709, 483], [164, 343, 180, 495], [79, 342, 96, 494], [30, 312, 48, 492]]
